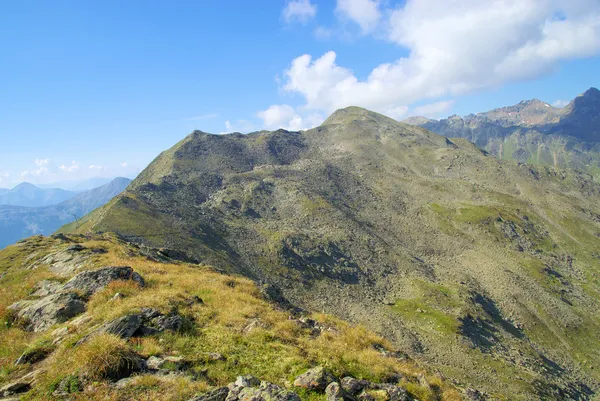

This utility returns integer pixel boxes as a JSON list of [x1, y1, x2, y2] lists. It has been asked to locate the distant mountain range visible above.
[[0, 177, 131, 248], [404, 87, 600, 177], [0, 182, 76, 207], [35, 176, 117, 191]]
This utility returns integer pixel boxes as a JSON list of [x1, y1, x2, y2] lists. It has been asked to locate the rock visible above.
[[67, 244, 86, 252], [234, 375, 261, 388], [103, 353, 145, 381], [186, 295, 204, 305], [373, 384, 410, 401], [110, 292, 125, 301], [7, 299, 36, 312], [294, 366, 337, 392], [0, 381, 31, 397], [30, 280, 63, 297], [145, 355, 188, 371], [146, 356, 164, 370], [356, 392, 375, 401], [99, 314, 143, 339], [152, 314, 183, 332], [340, 377, 369, 395], [14, 346, 53, 365], [114, 377, 134, 388], [17, 292, 86, 332], [207, 352, 226, 361], [326, 382, 356, 401], [61, 266, 145, 297], [189, 386, 230, 401], [238, 382, 301, 401], [52, 375, 83, 396], [141, 308, 162, 319], [464, 387, 488, 401], [36, 247, 91, 276]]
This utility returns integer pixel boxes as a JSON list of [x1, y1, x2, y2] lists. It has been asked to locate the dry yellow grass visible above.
[[0, 234, 462, 401]]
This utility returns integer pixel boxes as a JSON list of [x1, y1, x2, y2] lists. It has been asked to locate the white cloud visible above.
[[35, 158, 49, 167], [59, 160, 79, 173], [314, 26, 333, 40], [121, 162, 128, 168], [274, 0, 600, 119], [220, 119, 256, 135], [88, 165, 104, 170], [336, 0, 381, 34], [283, 0, 317, 24], [0, 172, 8, 182], [552, 99, 570, 108], [256, 104, 323, 131], [410, 100, 456, 118]]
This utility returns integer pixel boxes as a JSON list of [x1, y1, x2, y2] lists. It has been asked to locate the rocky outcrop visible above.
[[16, 292, 86, 332], [8, 266, 145, 333], [62, 266, 145, 296], [78, 307, 183, 344], [293, 366, 337, 391]]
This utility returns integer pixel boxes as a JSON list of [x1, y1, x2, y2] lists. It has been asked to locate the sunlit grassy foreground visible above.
[[0, 234, 461, 401]]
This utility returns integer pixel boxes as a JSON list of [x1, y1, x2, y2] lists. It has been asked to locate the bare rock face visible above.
[[17, 292, 86, 332], [237, 382, 301, 401], [293, 367, 337, 392], [8, 266, 145, 333], [62, 266, 145, 297]]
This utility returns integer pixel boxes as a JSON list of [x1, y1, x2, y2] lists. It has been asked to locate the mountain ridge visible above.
[[61, 107, 600, 399]]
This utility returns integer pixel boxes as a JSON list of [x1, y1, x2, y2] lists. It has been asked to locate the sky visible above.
[[1, 0, 600, 188]]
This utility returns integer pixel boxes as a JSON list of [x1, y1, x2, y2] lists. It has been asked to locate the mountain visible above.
[[60, 107, 600, 399], [0, 182, 76, 207], [0, 177, 131, 248], [36, 177, 122, 191], [404, 88, 600, 177]]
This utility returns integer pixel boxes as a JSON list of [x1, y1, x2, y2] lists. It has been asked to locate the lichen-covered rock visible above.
[[372, 384, 410, 401], [340, 377, 369, 395], [30, 280, 63, 297], [189, 386, 230, 401], [238, 382, 301, 401], [61, 266, 145, 297], [17, 292, 86, 332], [293, 366, 337, 392], [99, 314, 143, 339], [326, 382, 356, 401]]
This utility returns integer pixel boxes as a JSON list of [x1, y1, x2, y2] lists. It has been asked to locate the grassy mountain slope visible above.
[[62, 107, 600, 399], [0, 178, 131, 249], [0, 234, 459, 401]]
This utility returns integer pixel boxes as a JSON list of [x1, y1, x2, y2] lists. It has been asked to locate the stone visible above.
[[326, 382, 356, 401], [234, 375, 261, 388], [0, 381, 31, 397], [238, 382, 301, 401], [293, 366, 337, 392], [189, 386, 230, 401], [30, 280, 63, 297], [152, 314, 183, 332], [146, 356, 164, 370], [17, 292, 86, 332], [14, 346, 53, 365], [207, 352, 226, 361], [340, 377, 369, 395], [99, 314, 143, 339], [372, 384, 410, 401], [61, 266, 145, 297]]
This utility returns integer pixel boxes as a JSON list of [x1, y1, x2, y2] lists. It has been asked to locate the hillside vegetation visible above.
[[59, 106, 600, 399], [0, 234, 459, 401]]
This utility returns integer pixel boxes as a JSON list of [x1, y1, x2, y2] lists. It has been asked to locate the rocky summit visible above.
[[43, 106, 600, 399], [404, 87, 600, 177]]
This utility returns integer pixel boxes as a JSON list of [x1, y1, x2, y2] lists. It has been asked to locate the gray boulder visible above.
[[99, 314, 143, 338], [30, 280, 63, 297], [372, 384, 410, 401], [238, 382, 301, 401], [326, 382, 356, 401], [189, 387, 230, 401], [340, 377, 369, 395], [17, 292, 86, 332], [62, 266, 145, 297], [293, 366, 337, 392]]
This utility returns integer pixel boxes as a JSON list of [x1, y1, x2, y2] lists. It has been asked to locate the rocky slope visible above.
[[0, 234, 458, 400], [59, 106, 600, 400], [0, 177, 131, 249], [404, 88, 600, 177]]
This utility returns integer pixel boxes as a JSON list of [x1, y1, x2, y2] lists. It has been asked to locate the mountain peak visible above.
[[323, 106, 398, 126]]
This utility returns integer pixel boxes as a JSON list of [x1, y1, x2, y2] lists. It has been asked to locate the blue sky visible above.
[[1, 0, 599, 188]]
